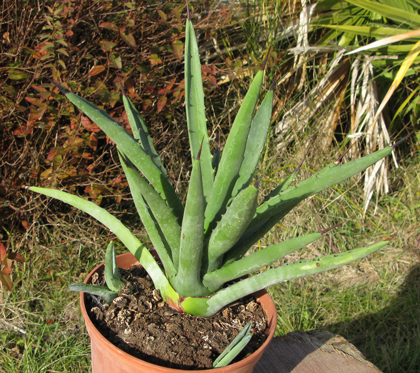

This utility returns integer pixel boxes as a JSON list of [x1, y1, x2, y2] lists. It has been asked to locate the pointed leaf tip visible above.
[[335, 142, 356, 165], [270, 74, 276, 91], [186, 0, 191, 20], [320, 222, 344, 235], [117, 79, 127, 97], [295, 150, 308, 173], [117, 150, 133, 169], [49, 78, 70, 95], [387, 233, 398, 241], [393, 131, 414, 149], [197, 138, 204, 160], [261, 47, 272, 71]]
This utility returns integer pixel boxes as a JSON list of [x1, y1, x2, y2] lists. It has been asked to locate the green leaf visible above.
[[171, 157, 210, 296], [104, 242, 125, 292], [185, 19, 214, 201], [321, 25, 414, 40], [110, 53, 122, 69], [224, 240, 389, 302], [231, 88, 274, 196], [314, 5, 371, 47], [264, 167, 301, 200], [63, 89, 183, 220], [118, 151, 177, 277], [118, 153, 181, 270], [122, 94, 167, 176], [100, 41, 117, 52], [226, 147, 392, 264], [253, 147, 393, 235], [390, 84, 420, 129], [368, 40, 420, 129], [68, 283, 118, 303], [213, 321, 253, 368], [29, 187, 180, 307], [30, 187, 145, 258], [8, 70, 29, 80], [346, 0, 420, 27], [204, 69, 265, 232], [225, 162, 338, 264], [204, 233, 322, 292], [120, 32, 136, 48], [382, 0, 413, 12], [183, 240, 389, 317], [158, 9, 167, 21], [206, 184, 259, 272]]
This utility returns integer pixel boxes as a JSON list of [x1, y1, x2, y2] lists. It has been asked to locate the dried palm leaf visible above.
[[274, 49, 350, 156], [348, 55, 398, 213]]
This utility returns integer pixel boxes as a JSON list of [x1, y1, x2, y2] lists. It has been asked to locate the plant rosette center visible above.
[[86, 263, 268, 370]]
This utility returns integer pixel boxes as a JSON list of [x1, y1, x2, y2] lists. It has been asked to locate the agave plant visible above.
[[29, 8, 394, 318]]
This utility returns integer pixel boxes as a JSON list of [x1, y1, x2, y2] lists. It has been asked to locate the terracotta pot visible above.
[[80, 253, 277, 373]]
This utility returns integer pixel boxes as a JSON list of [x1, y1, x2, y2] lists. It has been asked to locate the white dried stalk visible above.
[[274, 49, 347, 150], [348, 55, 398, 213], [293, 0, 317, 91]]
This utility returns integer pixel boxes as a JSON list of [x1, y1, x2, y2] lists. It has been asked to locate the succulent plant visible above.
[[29, 6, 394, 318]]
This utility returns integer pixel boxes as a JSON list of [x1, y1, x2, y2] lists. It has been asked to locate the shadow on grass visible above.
[[328, 263, 420, 373]]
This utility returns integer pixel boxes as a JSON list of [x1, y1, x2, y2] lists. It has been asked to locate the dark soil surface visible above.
[[86, 265, 268, 370]]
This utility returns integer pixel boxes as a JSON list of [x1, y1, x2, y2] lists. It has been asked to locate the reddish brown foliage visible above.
[[0, 0, 239, 238], [0, 243, 25, 291]]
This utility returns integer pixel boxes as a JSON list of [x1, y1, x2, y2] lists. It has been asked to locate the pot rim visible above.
[[80, 252, 277, 372]]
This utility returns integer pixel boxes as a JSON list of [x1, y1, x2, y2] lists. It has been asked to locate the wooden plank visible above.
[[254, 330, 382, 373]]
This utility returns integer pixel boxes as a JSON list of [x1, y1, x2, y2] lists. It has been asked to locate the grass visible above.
[[263, 149, 420, 372], [0, 229, 97, 372], [1, 323, 90, 372], [270, 258, 420, 372], [1, 0, 420, 372]]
